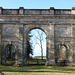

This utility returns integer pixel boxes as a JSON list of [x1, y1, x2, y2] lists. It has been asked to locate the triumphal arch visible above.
[[0, 7, 75, 65]]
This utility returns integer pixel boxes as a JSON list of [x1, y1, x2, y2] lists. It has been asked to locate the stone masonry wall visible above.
[[0, 7, 75, 65]]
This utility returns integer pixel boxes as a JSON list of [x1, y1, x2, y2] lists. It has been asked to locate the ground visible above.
[[0, 65, 75, 75]]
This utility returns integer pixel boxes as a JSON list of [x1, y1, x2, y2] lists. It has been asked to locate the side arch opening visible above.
[[57, 44, 69, 66], [5, 44, 16, 65]]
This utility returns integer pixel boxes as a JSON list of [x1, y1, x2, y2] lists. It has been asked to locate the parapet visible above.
[[0, 7, 75, 15]]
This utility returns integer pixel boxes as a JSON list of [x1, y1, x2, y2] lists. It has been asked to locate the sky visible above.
[[29, 29, 46, 57], [0, 0, 75, 9]]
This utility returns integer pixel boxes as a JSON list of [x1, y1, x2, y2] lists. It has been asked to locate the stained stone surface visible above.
[[0, 7, 75, 65]]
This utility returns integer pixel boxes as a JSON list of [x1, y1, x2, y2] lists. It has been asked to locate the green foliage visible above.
[[5, 44, 16, 65], [6, 60, 15, 65], [27, 59, 46, 65], [26, 33, 33, 59]]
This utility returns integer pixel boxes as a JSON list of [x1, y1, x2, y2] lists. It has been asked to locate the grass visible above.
[[4, 72, 75, 75], [0, 65, 75, 75], [27, 59, 46, 65]]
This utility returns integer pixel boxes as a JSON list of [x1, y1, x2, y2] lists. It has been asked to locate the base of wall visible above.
[[67, 63, 75, 67], [45, 59, 56, 66]]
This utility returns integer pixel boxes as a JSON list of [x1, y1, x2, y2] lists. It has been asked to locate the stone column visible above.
[[68, 40, 73, 64], [46, 23, 55, 65], [70, 23, 75, 65], [45, 37, 50, 65], [0, 25, 1, 64], [14, 45, 18, 65], [22, 25, 27, 65], [1, 42, 6, 65], [0, 44, 1, 64], [23, 35, 27, 65]]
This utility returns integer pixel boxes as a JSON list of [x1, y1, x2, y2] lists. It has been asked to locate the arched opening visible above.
[[59, 45, 66, 60], [26, 28, 47, 65], [5, 44, 16, 65], [57, 44, 68, 66]]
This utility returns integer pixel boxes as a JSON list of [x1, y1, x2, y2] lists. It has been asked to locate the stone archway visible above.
[[5, 44, 16, 65], [0, 7, 75, 66], [26, 28, 47, 65], [23, 24, 55, 65], [57, 43, 72, 65], [24, 26, 48, 65]]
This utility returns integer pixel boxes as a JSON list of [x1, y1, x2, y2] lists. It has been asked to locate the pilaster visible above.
[[50, 7, 55, 15], [22, 25, 27, 65], [46, 23, 55, 65], [0, 7, 2, 14], [19, 7, 24, 15]]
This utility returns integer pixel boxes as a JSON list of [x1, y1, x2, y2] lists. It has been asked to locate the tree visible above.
[[26, 33, 33, 59], [35, 30, 43, 60], [31, 29, 45, 60]]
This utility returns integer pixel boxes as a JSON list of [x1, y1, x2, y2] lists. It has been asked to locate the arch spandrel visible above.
[[24, 24, 51, 37]]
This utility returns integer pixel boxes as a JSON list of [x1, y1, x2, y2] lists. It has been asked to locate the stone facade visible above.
[[0, 7, 75, 65]]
